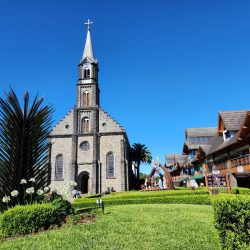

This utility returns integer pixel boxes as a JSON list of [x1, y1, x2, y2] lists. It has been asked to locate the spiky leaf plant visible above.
[[0, 89, 53, 210]]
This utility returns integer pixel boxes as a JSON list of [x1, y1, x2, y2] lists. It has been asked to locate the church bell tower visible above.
[[74, 19, 100, 193], [77, 19, 100, 134]]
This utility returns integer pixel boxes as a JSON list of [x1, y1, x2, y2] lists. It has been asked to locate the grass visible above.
[[0, 204, 221, 250]]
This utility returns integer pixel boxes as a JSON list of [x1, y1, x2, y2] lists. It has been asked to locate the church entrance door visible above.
[[78, 172, 89, 194]]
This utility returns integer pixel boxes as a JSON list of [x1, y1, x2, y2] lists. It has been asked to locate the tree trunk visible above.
[[136, 161, 140, 180]]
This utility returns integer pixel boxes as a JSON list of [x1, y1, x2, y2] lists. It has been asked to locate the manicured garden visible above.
[[0, 89, 249, 249], [1, 188, 249, 249], [73, 187, 250, 210], [0, 204, 221, 250]]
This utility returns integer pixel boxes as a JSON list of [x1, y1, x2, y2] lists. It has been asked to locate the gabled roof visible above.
[[238, 111, 250, 139], [165, 154, 188, 167], [219, 110, 247, 131], [207, 111, 250, 156], [207, 132, 239, 155], [166, 154, 187, 161], [99, 107, 125, 133], [185, 127, 217, 138]]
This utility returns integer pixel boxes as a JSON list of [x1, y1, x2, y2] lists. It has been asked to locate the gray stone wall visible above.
[[99, 134, 126, 192], [50, 137, 73, 190], [99, 108, 124, 133], [77, 135, 94, 163], [50, 109, 74, 136]]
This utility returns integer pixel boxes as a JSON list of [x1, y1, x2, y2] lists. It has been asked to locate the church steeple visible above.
[[77, 19, 99, 109], [82, 19, 94, 61], [78, 19, 98, 82]]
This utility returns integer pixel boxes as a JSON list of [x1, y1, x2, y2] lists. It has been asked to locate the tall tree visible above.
[[0, 89, 53, 208], [130, 143, 152, 181]]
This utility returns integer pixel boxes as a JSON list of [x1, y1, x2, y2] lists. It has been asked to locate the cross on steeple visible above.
[[84, 18, 93, 31]]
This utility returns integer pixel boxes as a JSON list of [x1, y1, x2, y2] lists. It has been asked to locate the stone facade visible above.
[[49, 26, 130, 194]]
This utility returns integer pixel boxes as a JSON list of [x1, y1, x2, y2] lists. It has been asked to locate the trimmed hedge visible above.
[[75, 189, 209, 204], [231, 187, 250, 195], [1, 204, 56, 236], [73, 194, 211, 210], [213, 195, 250, 249]]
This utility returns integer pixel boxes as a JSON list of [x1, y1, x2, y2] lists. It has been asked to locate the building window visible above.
[[84, 69, 90, 79], [81, 117, 89, 133], [223, 130, 237, 141], [80, 141, 90, 151], [83, 92, 90, 107], [106, 152, 115, 178], [55, 154, 63, 180]]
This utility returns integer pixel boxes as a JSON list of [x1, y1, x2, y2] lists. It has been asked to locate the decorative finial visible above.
[[84, 18, 93, 31]]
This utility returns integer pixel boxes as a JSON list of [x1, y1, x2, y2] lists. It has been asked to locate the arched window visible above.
[[81, 117, 89, 133], [84, 68, 90, 79], [83, 92, 90, 107], [55, 154, 63, 180], [106, 152, 115, 178]]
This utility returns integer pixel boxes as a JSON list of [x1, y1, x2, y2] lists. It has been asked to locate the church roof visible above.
[[99, 107, 125, 133], [82, 29, 95, 62]]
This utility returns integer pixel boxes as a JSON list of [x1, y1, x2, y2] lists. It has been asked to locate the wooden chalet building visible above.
[[165, 128, 216, 186], [206, 110, 250, 188], [165, 154, 188, 183]]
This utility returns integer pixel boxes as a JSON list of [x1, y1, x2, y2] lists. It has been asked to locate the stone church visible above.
[[50, 21, 130, 194]]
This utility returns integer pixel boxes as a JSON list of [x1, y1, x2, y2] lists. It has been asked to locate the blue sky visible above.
[[0, 0, 250, 173]]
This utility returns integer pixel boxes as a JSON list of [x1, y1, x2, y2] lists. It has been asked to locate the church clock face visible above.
[[80, 141, 90, 151]]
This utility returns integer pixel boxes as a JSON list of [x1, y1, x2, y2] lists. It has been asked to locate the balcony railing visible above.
[[215, 154, 250, 171]]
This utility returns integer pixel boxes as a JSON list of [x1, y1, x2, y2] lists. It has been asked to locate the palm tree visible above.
[[130, 143, 152, 181], [0, 89, 53, 208]]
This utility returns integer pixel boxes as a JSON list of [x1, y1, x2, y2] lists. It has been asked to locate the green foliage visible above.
[[43, 191, 63, 203], [83, 193, 102, 199], [139, 172, 148, 180], [0, 204, 56, 236], [213, 195, 250, 249], [0, 204, 221, 249], [130, 143, 152, 180], [73, 189, 211, 210], [0, 89, 53, 209], [76, 189, 209, 201], [231, 187, 250, 195], [52, 197, 73, 224]]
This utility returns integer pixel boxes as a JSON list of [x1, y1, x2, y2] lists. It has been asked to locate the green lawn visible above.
[[0, 204, 221, 250]]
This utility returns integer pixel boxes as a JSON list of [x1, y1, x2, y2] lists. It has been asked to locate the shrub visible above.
[[52, 197, 73, 224], [231, 187, 250, 195], [84, 193, 102, 198], [213, 195, 250, 249], [73, 194, 211, 210], [0, 204, 56, 236], [43, 191, 63, 203], [74, 189, 209, 205]]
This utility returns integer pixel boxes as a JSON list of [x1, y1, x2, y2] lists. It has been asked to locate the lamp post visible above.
[[226, 160, 231, 193], [96, 199, 105, 214]]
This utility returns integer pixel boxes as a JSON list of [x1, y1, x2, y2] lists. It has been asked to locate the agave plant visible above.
[[0, 89, 53, 209]]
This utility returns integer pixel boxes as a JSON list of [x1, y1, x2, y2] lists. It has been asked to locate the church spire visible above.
[[82, 19, 94, 61]]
